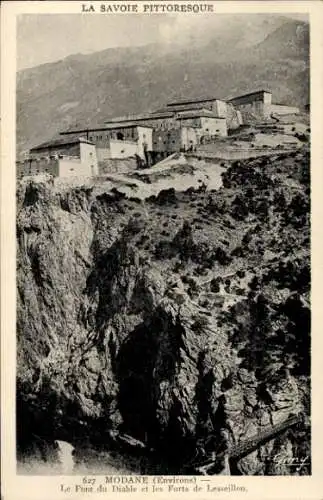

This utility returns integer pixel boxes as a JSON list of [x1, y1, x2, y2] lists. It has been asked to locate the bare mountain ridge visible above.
[[16, 14, 290, 76], [17, 18, 309, 155]]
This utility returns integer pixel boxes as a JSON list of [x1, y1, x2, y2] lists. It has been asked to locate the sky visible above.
[[17, 13, 308, 71]]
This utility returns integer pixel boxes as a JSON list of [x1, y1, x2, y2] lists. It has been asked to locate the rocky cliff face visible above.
[[16, 150, 310, 475]]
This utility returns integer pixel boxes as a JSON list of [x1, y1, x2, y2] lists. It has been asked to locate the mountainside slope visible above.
[[17, 149, 310, 474], [16, 18, 309, 155]]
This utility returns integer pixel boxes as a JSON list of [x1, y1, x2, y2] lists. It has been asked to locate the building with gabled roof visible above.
[[19, 137, 98, 179], [227, 89, 300, 119], [30, 136, 94, 153], [60, 122, 153, 163], [165, 96, 228, 118]]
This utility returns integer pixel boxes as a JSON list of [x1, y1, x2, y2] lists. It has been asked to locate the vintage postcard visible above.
[[1, 0, 323, 499]]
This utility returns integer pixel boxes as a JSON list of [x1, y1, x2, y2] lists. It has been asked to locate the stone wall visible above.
[[180, 127, 198, 151], [98, 157, 138, 175], [152, 128, 182, 153], [96, 147, 112, 162], [271, 104, 300, 115], [213, 100, 228, 118], [88, 127, 138, 144], [230, 92, 272, 120], [137, 127, 153, 159], [79, 142, 98, 176], [30, 142, 80, 158], [16, 158, 59, 179], [17, 146, 98, 180], [109, 139, 138, 159], [200, 117, 227, 137], [58, 158, 95, 178], [226, 104, 243, 130]]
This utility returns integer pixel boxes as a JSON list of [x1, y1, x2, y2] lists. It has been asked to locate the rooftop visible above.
[[145, 111, 176, 119], [104, 111, 174, 124], [103, 121, 154, 129], [228, 89, 272, 101], [272, 102, 299, 107], [61, 122, 154, 135], [176, 109, 226, 119], [167, 96, 223, 106], [30, 136, 94, 151]]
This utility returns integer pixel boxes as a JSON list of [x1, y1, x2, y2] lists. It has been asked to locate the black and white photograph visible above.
[[13, 6, 312, 479]]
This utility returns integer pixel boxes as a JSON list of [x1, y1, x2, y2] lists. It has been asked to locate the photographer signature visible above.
[[272, 456, 310, 473]]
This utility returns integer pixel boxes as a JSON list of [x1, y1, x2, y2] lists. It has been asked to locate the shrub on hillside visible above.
[[273, 190, 287, 212], [210, 277, 221, 293], [124, 215, 146, 235], [231, 195, 249, 221], [191, 314, 209, 333], [231, 246, 244, 258], [172, 220, 196, 261], [284, 192, 309, 228], [155, 188, 177, 206]]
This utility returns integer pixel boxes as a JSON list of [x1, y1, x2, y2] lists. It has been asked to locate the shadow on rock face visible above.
[[115, 308, 192, 466]]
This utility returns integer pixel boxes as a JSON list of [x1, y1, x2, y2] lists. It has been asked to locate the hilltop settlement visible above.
[[17, 89, 309, 180]]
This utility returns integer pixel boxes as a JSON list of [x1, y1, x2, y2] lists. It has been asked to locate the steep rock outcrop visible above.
[[16, 150, 310, 474]]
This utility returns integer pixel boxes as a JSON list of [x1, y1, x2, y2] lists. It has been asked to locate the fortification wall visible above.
[[96, 147, 111, 162], [58, 158, 91, 178], [152, 128, 182, 153], [109, 139, 138, 159], [271, 104, 300, 115], [226, 103, 243, 130], [16, 158, 59, 179], [200, 117, 227, 137], [137, 127, 153, 159], [181, 127, 198, 150], [213, 100, 227, 118], [17, 153, 97, 179], [30, 143, 80, 158], [98, 157, 138, 175]]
